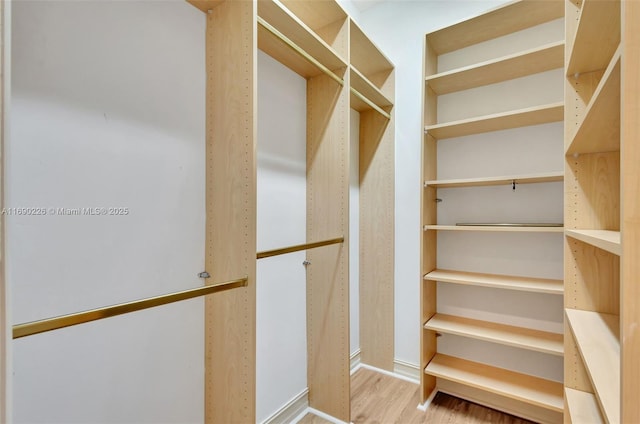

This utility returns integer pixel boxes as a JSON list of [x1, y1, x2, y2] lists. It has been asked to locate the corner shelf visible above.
[[566, 47, 621, 155], [565, 388, 605, 424], [424, 225, 563, 233], [424, 269, 563, 295], [567, 0, 621, 76], [424, 354, 563, 413], [565, 309, 620, 424], [424, 171, 563, 188], [426, 41, 564, 95], [257, 0, 347, 79], [425, 102, 564, 140], [565, 229, 621, 256], [424, 314, 563, 356]]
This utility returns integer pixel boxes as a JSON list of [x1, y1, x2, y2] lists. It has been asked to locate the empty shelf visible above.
[[565, 229, 621, 256], [350, 20, 393, 79], [425, 171, 563, 188], [257, 0, 347, 79], [567, 0, 620, 75], [424, 269, 563, 295], [427, 41, 564, 94], [425, 354, 563, 412], [424, 314, 563, 356], [565, 388, 605, 424], [565, 309, 620, 424], [425, 102, 564, 140], [566, 47, 621, 155], [350, 67, 392, 112], [424, 225, 563, 233], [427, 1, 564, 55]]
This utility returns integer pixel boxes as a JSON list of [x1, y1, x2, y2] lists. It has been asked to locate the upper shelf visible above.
[[426, 41, 564, 95], [279, 0, 347, 35], [425, 102, 563, 140], [426, 0, 564, 55], [350, 67, 393, 113], [424, 269, 564, 295], [567, 0, 620, 76], [257, 0, 347, 79], [425, 171, 563, 189], [566, 47, 621, 155], [425, 225, 563, 233], [566, 309, 619, 424], [565, 229, 621, 256], [350, 20, 393, 88], [424, 313, 563, 356], [186, 0, 225, 13]]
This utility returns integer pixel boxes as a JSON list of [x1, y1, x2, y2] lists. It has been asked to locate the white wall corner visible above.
[[261, 389, 309, 424], [393, 358, 421, 383], [349, 349, 361, 373]]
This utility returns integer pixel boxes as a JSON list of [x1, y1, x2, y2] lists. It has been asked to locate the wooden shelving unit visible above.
[[564, 1, 639, 422], [424, 225, 563, 233], [565, 309, 620, 424], [565, 388, 605, 424], [424, 354, 563, 413], [425, 102, 563, 140], [425, 314, 563, 356], [421, 3, 565, 422], [426, 41, 564, 95], [424, 269, 563, 295], [425, 171, 563, 188]]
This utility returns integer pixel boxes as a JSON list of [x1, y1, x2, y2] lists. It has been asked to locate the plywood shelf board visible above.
[[565, 229, 621, 256], [424, 269, 563, 295], [257, 0, 347, 78], [565, 309, 620, 424], [425, 313, 563, 355], [350, 20, 393, 78], [425, 102, 564, 140], [424, 225, 564, 233], [278, 0, 347, 33], [350, 67, 392, 110], [187, 0, 225, 13], [566, 47, 621, 155], [425, 354, 564, 412], [426, 41, 564, 94], [567, 0, 620, 76], [426, 0, 564, 55], [425, 171, 563, 188], [565, 388, 605, 424]]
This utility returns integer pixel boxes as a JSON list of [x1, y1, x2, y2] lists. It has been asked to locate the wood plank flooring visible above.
[[297, 368, 534, 424]]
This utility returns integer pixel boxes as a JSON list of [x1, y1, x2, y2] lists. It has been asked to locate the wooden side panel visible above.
[[621, 1, 640, 422], [204, 2, 257, 423], [359, 107, 394, 371], [306, 71, 349, 422]]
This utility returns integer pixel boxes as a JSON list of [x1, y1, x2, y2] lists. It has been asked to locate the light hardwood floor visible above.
[[297, 368, 534, 424]]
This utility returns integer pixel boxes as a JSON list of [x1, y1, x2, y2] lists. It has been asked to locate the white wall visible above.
[[353, 1, 564, 376], [10, 2, 206, 422], [256, 51, 308, 423]]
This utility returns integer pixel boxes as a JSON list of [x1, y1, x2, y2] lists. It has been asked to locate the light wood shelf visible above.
[[425, 354, 563, 412], [278, 0, 347, 35], [186, 0, 224, 13], [425, 102, 564, 140], [350, 20, 393, 82], [427, 1, 564, 55], [427, 41, 564, 95], [257, 0, 347, 79], [567, 0, 620, 76], [565, 388, 605, 424], [424, 314, 563, 356], [566, 47, 621, 155], [424, 225, 563, 233], [565, 309, 620, 424], [565, 229, 621, 256], [424, 269, 563, 295], [349, 67, 392, 113], [425, 171, 563, 188]]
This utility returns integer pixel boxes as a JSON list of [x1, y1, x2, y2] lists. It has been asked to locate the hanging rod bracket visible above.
[[198, 271, 211, 279]]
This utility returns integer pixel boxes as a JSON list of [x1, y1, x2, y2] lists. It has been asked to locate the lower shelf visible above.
[[424, 353, 563, 413], [424, 269, 564, 295], [565, 388, 604, 424]]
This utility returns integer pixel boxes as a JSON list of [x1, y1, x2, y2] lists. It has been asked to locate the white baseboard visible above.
[[350, 349, 361, 371], [393, 359, 421, 383], [261, 388, 309, 424], [417, 387, 438, 411], [291, 407, 351, 424]]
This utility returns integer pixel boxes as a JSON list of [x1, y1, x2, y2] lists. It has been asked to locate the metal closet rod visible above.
[[349, 87, 391, 120], [257, 17, 345, 86], [257, 236, 344, 259], [12, 277, 248, 339]]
